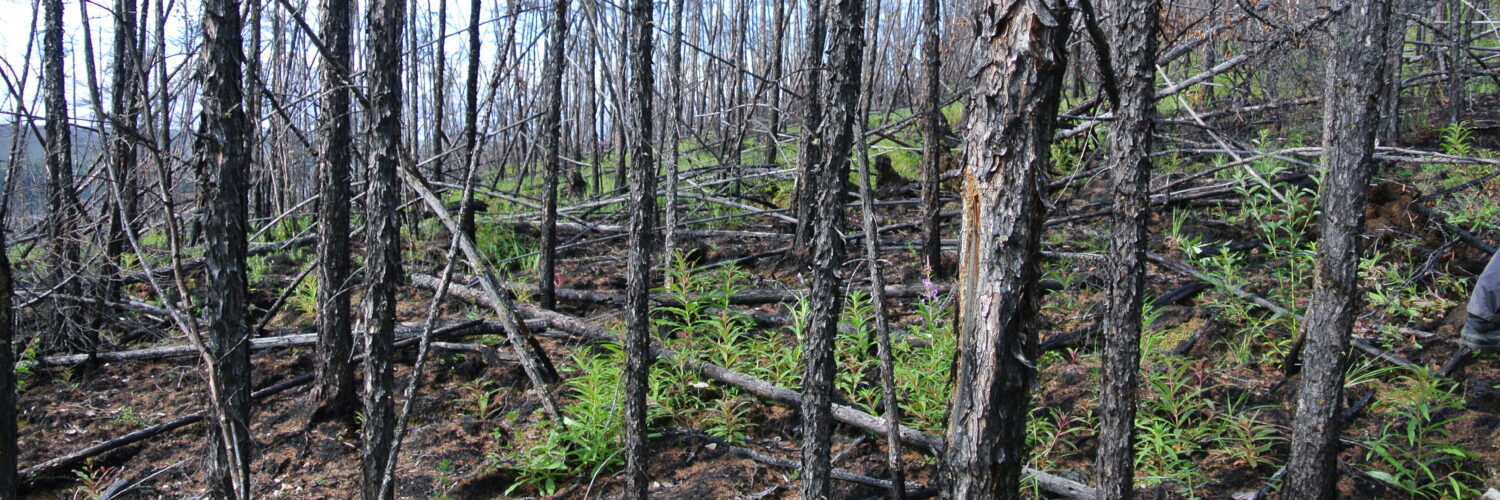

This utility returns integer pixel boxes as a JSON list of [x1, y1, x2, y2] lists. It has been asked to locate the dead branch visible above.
[[663, 427, 933, 496], [420, 278, 1098, 499], [38, 320, 543, 366]]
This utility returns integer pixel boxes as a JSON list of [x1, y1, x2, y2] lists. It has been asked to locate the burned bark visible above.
[[539, 0, 570, 310], [361, 0, 405, 495], [106, 0, 143, 304], [42, 0, 87, 354], [196, 0, 254, 495], [0, 210, 15, 500], [940, 0, 1071, 497], [310, 0, 356, 426], [1285, 1, 1393, 498], [919, 0, 944, 278], [801, 0, 866, 498], [1096, 0, 1161, 497], [623, 0, 657, 497], [791, 0, 827, 252]]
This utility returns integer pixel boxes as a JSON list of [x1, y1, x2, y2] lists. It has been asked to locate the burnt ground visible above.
[[15, 109, 1500, 499]]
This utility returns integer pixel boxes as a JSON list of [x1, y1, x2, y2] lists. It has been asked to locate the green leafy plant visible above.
[[70, 458, 115, 500], [428, 459, 455, 500], [114, 405, 150, 427], [288, 273, 319, 318], [456, 380, 505, 420], [1362, 366, 1483, 499]]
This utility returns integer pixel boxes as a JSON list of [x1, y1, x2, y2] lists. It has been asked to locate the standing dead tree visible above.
[[106, 0, 143, 306], [539, 0, 571, 311], [918, 0, 944, 278], [361, 0, 406, 495], [0, 176, 16, 500], [940, 0, 1071, 497], [42, 0, 88, 355], [790, 0, 827, 253], [801, 0, 866, 498], [1095, 0, 1162, 497], [310, 0, 357, 426], [196, 0, 255, 495], [1285, 1, 1394, 498], [623, 0, 657, 496]]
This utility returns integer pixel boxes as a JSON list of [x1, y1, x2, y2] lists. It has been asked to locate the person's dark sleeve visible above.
[[1464, 251, 1500, 353]]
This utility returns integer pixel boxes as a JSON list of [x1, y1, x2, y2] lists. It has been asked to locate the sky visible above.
[[0, 0, 503, 123]]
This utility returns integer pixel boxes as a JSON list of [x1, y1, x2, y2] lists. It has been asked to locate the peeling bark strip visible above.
[[196, 0, 254, 495], [1285, 1, 1394, 498], [942, 0, 1071, 498], [1096, 0, 1161, 497]]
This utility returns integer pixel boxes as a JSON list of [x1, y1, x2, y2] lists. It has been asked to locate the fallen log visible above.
[[38, 320, 545, 366], [1143, 252, 1417, 371], [1038, 281, 1212, 352], [421, 278, 1098, 499], [119, 234, 319, 285], [664, 427, 934, 497], [21, 319, 530, 482], [398, 162, 564, 419], [450, 272, 950, 307], [21, 372, 313, 483]]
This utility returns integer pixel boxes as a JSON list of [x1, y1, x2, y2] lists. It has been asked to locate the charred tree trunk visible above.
[[662, 0, 686, 272], [765, 0, 786, 160], [1284, 1, 1393, 498], [918, 0, 943, 278], [539, 0, 570, 311], [939, 0, 1071, 497], [106, 0, 142, 305], [43, 0, 87, 354], [623, 0, 657, 497], [791, 0, 827, 252], [1096, 0, 1161, 497], [310, 0, 356, 425], [432, 0, 448, 182], [801, 0, 865, 497], [197, 0, 254, 495], [463, 0, 481, 177], [1377, 0, 1409, 143], [1445, 0, 1467, 124], [361, 0, 405, 496], [0, 212, 15, 500]]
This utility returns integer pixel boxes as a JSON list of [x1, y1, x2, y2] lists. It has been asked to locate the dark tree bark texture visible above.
[[361, 0, 405, 495], [539, 0, 570, 311], [0, 219, 16, 500], [311, 0, 356, 425], [1285, 1, 1393, 498], [940, 0, 1071, 497], [196, 0, 254, 495], [43, 0, 87, 354], [106, 0, 142, 304], [1096, 0, 1161, 497], [919, 0, 944, 278], [791, 0, 827, 252], [801, 0, 865, 498], [623, 0, 657, 497]]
